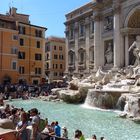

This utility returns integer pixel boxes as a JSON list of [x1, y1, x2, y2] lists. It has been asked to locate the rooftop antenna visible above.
[[9, 0, 14, 8], [8, 0, 14, 15]]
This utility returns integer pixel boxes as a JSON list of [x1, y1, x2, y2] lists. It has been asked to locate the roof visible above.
[[46, 36, 65, 43], [19, 22, 47, 30]]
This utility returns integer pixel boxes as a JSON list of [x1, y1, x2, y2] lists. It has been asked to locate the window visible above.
[[19, 26, 25, 34], [59, 55, 64, 60], [80, 52, 84, 63], [18, 52, 25, 59], [45, 45, 50, 52], [60, 64, 63, 69], [35, 54, 42, 60], [35, 67, 41, 74], [39, 31, 42, 37], [54, 54, 58, 59], [35, 30, 42, 37], [55, 64, 58, 69], [59, 46, 62, 50], [54, 46, 56, 50], [59, 72, 63, 76], [46, 54, 49, 60], [19, 66, 25, 74], [70, 28, 74, 39], [46, 63, 49, 69], [54, 72, 58, 76], [91, 21, 94, 33], [20, 38, 24, 46], [12, 61, 17, 70], [79, 23, 84, 37], [36, 41, 40, 48], [13, 35, 18, 40], [69, 52, 75, 65], [0, 21, 5, 28], [11, 47, 18, 54]]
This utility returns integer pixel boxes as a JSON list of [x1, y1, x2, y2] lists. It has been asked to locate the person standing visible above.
[[16, 112, 29, 140], [62, 126, 68, 139], [54, 121, 61, 138], [30, 108, 41, 140]]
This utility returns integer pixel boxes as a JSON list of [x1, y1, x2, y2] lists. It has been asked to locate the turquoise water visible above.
[[8, 99, 140, 140]]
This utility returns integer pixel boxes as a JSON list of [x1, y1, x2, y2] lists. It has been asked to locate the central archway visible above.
[[124, 7, 140, 65], [127, 9, 140, 28]]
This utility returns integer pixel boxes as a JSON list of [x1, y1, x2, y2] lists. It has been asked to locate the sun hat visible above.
[[62, 126, 67, 130]]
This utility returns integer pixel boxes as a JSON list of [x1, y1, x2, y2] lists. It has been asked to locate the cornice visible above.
[[92, 10, 103, 21], [65, 9, 93, 25], [0, 27, 18, 33], [121, 27, 140, 35], [92, 0, 112, 11]]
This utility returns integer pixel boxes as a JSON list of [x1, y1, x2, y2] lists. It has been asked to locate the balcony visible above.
[[78, 62, 86, 70], [89, 62, 94, 69], [78, 35, 85, 41], [68, 63, 75, 70]]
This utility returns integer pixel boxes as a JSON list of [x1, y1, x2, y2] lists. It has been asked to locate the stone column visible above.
[[113, 2, 121, 68], [125, 35, 129, 66], [74, 22, 79, 74], [85, 17, 90, 73], [94, 14, 101, 70]]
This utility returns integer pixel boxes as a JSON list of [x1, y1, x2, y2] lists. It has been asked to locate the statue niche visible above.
[[104, 41, 113, 65]]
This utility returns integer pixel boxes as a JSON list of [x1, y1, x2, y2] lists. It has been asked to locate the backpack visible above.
[[38, 118, 46, 132]]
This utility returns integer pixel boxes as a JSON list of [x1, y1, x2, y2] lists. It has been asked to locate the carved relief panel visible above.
[[103, 15, 113, 32]]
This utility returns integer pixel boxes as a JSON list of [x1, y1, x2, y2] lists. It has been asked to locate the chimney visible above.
[[10, 7, 17, 16]]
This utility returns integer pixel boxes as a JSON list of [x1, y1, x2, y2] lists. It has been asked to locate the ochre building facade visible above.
[[0, 7, 47, 84], [45, 36, 66, 83]]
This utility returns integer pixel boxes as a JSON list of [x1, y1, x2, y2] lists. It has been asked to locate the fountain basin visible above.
[[85, 88, 129, 109]]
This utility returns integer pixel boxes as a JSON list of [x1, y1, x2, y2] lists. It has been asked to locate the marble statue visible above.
[[128, 36, 140, 67], [105, 42, 113, 64]]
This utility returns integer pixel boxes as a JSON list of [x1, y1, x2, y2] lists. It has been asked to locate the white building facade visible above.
[[65, 0, 140, 76]]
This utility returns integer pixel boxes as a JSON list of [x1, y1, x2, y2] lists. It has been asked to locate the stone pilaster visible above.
[[113, 1, 121, 68], [85, 17, 90, 73], [74, 22, 79, 74], [125, 35, 129, 66], [94, 13, 101, 70]]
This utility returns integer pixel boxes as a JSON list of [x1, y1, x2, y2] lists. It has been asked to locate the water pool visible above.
[[8, 99, 140, 140]]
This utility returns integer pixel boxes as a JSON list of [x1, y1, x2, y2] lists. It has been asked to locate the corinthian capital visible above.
[[113, 0, 121, 14], [85, 17, 90, 26], [93, 12, 102, 21]]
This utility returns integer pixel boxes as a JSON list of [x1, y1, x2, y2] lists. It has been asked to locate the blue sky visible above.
[[0, 0, 91, 37]]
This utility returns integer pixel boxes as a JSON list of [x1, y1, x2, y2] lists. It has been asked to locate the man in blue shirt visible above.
[[54, 121, 61, 137]]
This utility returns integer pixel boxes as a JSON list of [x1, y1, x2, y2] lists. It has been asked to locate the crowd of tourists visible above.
[[0, 104, 68, 140], [0, 103, 107, 140], [0, 81, 68, 100]]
